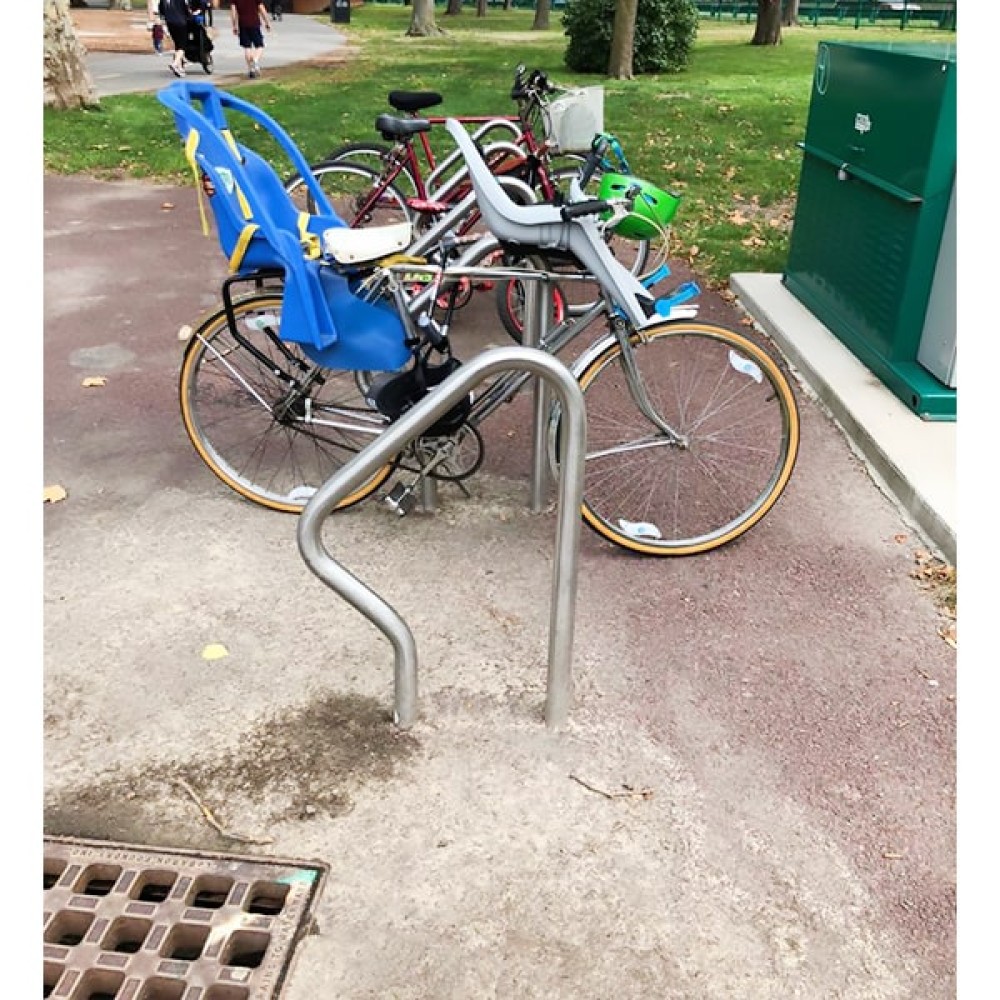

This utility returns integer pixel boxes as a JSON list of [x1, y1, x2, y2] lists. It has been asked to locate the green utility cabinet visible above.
[[784, 41, 956, 420]]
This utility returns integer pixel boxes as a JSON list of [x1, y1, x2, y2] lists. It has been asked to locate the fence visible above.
[[696, 0, 956, 29]]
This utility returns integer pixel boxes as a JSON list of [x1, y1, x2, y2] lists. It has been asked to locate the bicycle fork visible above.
[[611, 317, 688, 450]]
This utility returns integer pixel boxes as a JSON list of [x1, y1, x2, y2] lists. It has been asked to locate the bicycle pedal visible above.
[[385, 482, 417, 517]]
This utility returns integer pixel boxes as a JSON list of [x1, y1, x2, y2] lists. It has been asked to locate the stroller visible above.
[[183, 14, 214, 75]]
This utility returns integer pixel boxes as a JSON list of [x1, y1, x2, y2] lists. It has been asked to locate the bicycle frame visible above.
[[380, 254, 692, 452], [325, 72, 574, 232]]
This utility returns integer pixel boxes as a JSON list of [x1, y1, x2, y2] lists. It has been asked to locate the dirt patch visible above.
[[72, 8, 189, 55], [730, 194, 797, 234], [45, 693, 422, 849]]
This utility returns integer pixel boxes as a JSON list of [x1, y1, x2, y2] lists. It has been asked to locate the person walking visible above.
[[158, 0, 193, 78], [230, 0, 272, 80]]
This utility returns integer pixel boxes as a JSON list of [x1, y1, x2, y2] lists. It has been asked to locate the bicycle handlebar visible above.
[[510, 64, 557, 102], [559, 199, 610, 222], [578, 133, 609, 190]]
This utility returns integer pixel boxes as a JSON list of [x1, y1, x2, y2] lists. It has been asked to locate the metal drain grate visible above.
[[43, 836, 327, 1000]]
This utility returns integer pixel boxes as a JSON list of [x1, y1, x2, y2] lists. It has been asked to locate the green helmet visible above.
[[597, 173, 681, 240]]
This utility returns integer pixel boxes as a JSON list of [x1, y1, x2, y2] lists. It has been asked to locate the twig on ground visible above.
[[569, 774, 654, 800], [175, 778, 274, 845]]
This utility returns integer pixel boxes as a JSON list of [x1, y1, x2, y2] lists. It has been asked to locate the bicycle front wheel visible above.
[[556, 322, 800, 555], [285, 161, 413, 229], [180, 293, 396, 513]]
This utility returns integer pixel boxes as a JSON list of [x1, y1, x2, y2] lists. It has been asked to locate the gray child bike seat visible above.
[[443, 118, 658, 330]]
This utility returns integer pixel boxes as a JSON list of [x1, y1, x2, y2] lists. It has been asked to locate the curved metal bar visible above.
[[296, 346, 587, 731]]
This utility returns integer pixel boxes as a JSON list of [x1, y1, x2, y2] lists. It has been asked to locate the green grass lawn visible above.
[[43, 8, 956, 284]]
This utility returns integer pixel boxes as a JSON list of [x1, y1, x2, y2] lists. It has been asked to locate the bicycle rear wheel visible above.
[[552, 322, 800, 555], [321, 141, 419, 199], [285, 161, 413, 229], [180, 293, 396, 513]]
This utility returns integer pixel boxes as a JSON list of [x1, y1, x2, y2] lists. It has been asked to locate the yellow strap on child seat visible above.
[[380, 254, 429, 268], [228, 223, 260, 274], [183, 129, 211, 238], [218, 130, 254, 220], [184, 127, 255, 270], [221, 129, 240, 158], [297, 213, 321, 260]]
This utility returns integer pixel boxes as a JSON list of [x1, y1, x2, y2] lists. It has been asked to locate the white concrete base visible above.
[[731, 273, 956, 565]]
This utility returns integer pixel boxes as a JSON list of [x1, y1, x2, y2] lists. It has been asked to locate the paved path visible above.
[[42, 170, 957, 998], [84, 13, 347, 97]]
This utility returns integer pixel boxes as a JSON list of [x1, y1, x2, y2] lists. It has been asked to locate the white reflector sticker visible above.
[[244, 313, 281, 331], [617, 519, 663, 540], [729, 349, 763, 383]]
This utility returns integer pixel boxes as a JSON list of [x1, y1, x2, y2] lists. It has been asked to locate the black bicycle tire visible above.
[[321, 141, 420, 198], [285, 160, 414, 229]]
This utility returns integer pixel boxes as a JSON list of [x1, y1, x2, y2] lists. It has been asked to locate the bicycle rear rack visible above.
[[296, 343, 587, 731]]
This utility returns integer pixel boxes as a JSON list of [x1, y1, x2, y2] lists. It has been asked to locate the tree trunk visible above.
[[477, 0, 487, 16], [109, 0, 131, 10], [751, 0, 783, 44], [407, 0, 445, 35], [781, 0, 800, 26], [608, 0, 637, 79], [532, 0, 551, 29], [445, 0, 462, 14], [44, 0, 99, 110]]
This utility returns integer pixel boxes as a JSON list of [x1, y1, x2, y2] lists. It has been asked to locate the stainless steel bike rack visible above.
[[296, 345, 587, 731]]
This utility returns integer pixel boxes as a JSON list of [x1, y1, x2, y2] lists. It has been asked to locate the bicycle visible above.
[[284, 67, 651, 329], [161, 81, 799, 556]]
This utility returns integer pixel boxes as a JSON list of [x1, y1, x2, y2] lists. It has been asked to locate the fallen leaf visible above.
[[938, 623, 957, 648], [161, 202, 175, 211], [44, 485, 68, 504], [178, 324, 193, 342], [893, 533, 908, 544], [201, 643, 229, 661], [81, 376, 107, 388]]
